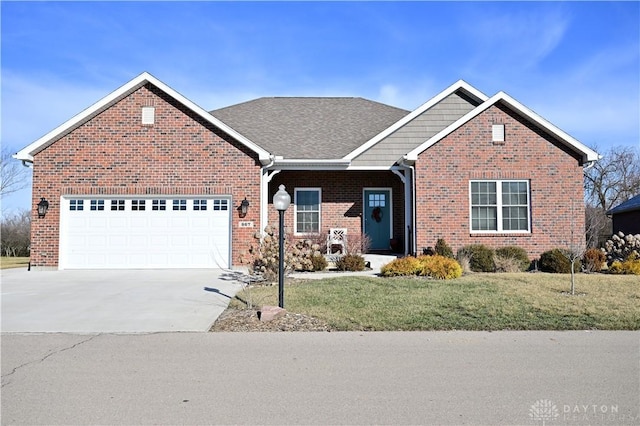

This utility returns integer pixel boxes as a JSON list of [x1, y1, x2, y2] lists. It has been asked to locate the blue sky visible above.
[[2, 1, 639, 214]]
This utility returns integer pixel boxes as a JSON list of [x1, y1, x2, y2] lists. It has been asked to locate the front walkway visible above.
[[289, 254, 397, 280]]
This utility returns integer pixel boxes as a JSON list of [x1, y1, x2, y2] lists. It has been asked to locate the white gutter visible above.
[[269, 158, 351, 170]]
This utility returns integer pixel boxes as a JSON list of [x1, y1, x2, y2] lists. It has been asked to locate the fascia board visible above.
[[13, 72, 271, 163], [343, 79, 489, 161], [494, 92, 600, 163], [14, 73, 151, 162], [405, 91, 600, 163], [270, 158, 351, 170]]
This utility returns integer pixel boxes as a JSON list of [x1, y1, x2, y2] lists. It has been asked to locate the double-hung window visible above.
[[470, 180, 530, 232], [294, 188, 321, 234]]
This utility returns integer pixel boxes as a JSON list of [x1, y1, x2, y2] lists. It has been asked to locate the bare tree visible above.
[[561, 201, 586, 295], [1, 210, 31, 257], [1, 147, 30, 196], [584, 145, 640, 247]]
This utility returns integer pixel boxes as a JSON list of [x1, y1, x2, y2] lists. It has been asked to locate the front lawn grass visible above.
[[232, 273, 640, 330], [0, 257, 29, 270]]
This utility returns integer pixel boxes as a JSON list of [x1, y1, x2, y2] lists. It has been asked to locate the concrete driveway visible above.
[[1, 268, 243, 333]]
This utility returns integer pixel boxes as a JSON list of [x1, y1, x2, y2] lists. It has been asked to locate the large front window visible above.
[[294, 188, 321, 234], [470, 180, 530, 232]]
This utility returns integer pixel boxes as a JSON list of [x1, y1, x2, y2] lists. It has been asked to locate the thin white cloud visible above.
[[460, 5, 570, 75]]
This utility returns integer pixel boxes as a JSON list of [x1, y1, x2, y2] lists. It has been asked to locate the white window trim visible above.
[[469, 180, 531, 234], [294, 187, 322, 235]]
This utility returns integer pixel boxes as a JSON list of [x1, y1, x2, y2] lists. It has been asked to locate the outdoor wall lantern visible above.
[[240, 197, 250, 217], [37, 197, 49, 218], [273, 185, 291, 308]]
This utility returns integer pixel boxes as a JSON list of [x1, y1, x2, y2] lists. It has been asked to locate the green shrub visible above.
[[335, 254, 366, 272], [417, 255, 462, 279], [539, 248, 581, 273], [434, 238, 454, 258], [311, 254, 328, 271], [495, 246, 530, 272], [457, 244, 495, 272], [583, 248, 606, 273], [380, 256, 422, 277]]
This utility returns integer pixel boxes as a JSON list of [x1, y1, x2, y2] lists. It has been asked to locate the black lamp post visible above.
[[273, 184, 291, 308]]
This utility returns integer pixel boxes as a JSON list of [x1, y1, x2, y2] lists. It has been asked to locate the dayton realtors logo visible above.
[[530, 399, 559, 425]]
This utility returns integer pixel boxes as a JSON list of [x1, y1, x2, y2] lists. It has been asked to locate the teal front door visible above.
[[364, 189, 391, 250]]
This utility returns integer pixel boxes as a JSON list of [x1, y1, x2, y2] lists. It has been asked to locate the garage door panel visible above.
[[61, 197, 231, 269]]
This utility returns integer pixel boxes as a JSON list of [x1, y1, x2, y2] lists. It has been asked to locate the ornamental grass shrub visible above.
[[380, 255, 462, 279], [539, 248, 581, 274], [416, 255, 463, 279], [608, 253, 640, 275], [495, 246, 530, 272], [457, 244, 495, 272], [380, 256, 422, 277]]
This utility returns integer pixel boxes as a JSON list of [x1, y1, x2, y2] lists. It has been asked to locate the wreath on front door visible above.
[[372, 206, 383, 223]]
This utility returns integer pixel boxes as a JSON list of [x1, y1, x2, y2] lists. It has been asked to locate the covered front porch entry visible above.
[[266, 170, 411, 254]]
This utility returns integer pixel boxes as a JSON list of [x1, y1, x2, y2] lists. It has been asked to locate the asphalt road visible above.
[[2, 331, 639, 425]]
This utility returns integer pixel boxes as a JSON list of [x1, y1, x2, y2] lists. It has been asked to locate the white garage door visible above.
[[60, 197, 231, 269]]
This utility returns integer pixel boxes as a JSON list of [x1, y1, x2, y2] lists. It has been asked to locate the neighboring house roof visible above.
[[13, 72, 272, 164], [404, 91, 600, 165], [607, 194, 640, 215], [211, 97, 409, 160]]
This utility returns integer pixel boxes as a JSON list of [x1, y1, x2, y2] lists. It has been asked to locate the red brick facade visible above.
[[414, 103, 585, 259], [27, 81, 589, 269], [30, 84, 262, 268]]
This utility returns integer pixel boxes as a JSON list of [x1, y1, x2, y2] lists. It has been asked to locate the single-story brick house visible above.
[[607, 194, 640, 235], [15, 72, 599, 270]]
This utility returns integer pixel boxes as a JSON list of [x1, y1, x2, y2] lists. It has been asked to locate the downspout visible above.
[[391, 168, 410, 256], [400, 157, 417, 257]]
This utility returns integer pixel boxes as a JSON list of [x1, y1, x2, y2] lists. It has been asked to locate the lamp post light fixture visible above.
[[240, 197, 250, 217], [37, 197, 49, 218], [273, 184, 291, 308]]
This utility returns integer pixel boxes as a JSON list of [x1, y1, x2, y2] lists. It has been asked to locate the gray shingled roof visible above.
[[211, 98, 409, 159], [607, 194, 640, 215]]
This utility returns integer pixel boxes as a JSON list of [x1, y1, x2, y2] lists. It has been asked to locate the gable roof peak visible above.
[[14, 71, 271, 163]]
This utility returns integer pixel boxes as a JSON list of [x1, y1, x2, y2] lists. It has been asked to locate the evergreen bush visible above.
[[335, 254, 366, 271], [495, 246, 530, 272], [434, 238, 454, 258], [539, 248, 581, 273], [457, 244, 495, 272]]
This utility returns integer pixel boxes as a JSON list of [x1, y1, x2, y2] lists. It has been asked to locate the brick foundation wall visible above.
[[415, 103, 586, 259], [30, 84, 262, 268]]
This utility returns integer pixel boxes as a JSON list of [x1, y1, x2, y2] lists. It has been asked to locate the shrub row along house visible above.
[[14, 72, 599, 270]]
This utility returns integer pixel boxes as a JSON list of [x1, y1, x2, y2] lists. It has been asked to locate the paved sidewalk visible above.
[[1, 268, 243, 333]]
